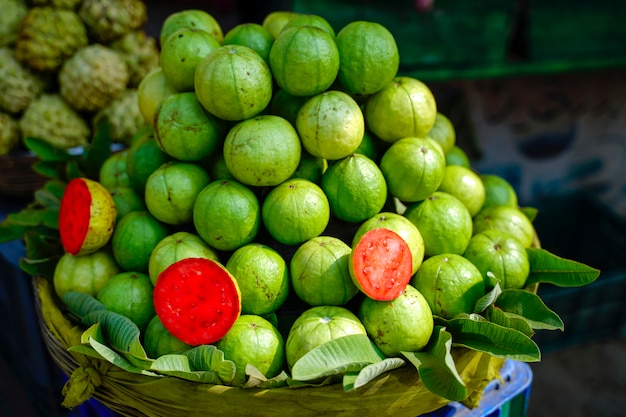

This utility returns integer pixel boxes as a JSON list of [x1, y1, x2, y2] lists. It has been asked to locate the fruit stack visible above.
[[0, 0, 159, 155], [9, 8, 600, 417]]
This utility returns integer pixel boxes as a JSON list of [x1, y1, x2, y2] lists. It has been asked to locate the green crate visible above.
[[527, 0, 626, 61], [289, 0, 517, 70], [529, 192, 626, 352]]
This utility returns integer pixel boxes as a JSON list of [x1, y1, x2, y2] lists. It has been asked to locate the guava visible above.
[[285, 305, 366, 370], [320, 153, 387, 223], [404, 191, 473, 257], [290, 236, 358, 306], [53, 250, 120, 298], [349, 227, 413, 301], [111, 210, 169, 273], [223, 114, 301, 187], [97, 271, 155, 332], [148, 231, 219, 286], [58, 177, 117, 256], [155, 92, 225, 161], [463, 229, 530, 289], [143, 314, 192, 359], [411, 254, 485, 319], [216, 314, 285, 386], [261, 178, 330, 246], [359, 285, 434, 357], [144, 161, 210, 225], [379, 137, 446, 203], [225, 243, 289, 316], [193, 179, 261, 252], [352, 212, 425, 275], [153, 257, 241, 346]]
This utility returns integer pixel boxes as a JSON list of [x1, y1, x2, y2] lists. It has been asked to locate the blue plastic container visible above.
[[423, 359, 533, 417]]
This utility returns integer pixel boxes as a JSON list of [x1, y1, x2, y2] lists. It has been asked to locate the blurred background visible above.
[[2, 1, 626, 416]]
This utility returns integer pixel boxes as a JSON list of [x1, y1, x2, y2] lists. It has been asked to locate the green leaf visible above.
[[81, 117, 113, 179], [81, 309, 149, 362], [291, 334, 385, 382], [495, 289, 564, 331], [473, 281, 502, 313], [183, 345, 237, 384], [67, 344, 106, 360], [66, 159, 86, 181], [402, 326, 467, 402], [484, 305, 534, 336], [23, 137, 73, 162], [150, 354, 223, 384], [88, 335, 158, 376], [61, 292, 106, 319], [520, 206, 538, 222], [32, 160, 67, 179], [438, 314, 541, 362], [243, 365, 289, 389], [18, 255, 58, 278], [526, 247, 600, 287], [0, 223, 26, 243], [33, 182, 64, 209], [343, 357, 406, 392]]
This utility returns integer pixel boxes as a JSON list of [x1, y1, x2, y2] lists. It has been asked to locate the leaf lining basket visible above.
[[34, 276, 506, 417]]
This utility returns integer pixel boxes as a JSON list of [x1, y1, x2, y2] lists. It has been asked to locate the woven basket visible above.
[[0, 150, 47, 197], [34, 276, 507, 417]]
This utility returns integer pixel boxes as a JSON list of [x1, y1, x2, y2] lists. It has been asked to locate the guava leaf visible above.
[[473, 280, 502, 313], [291, 334, 385, 382], [34, 179, 66, 204], [243, 365, 289, 389], [150, 354, 223, 384], [67, 344, 106, 360], [402, 326, 467, 401], [520, 206, 538, 222], [88, 334, 158, 376], [80, 322, 105, 345], [61, 291, 106, 319], [81, 116, 112, 179], [343, 357, 406, 392], [183, 345, 236, 384], [495, 289, 564, 331], [287, 375, 339, 388], [437, 314, 541, 362], [23, 137, 74, 163], [525, 247, 600, 287], [81, 309, 150, 364], [65, 159, 85, 181], [19, 229, 62, 278], [484, 305, 534, 336], [32, 160, 67, 179]]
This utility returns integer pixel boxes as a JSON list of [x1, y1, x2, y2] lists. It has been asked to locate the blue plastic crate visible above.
[[422, 359, 532, 417]]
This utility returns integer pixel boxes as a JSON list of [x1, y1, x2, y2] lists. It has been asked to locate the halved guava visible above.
[[153, 257, 241, 346], [349, 227, 412, 301], [59, 177, 117, 256]]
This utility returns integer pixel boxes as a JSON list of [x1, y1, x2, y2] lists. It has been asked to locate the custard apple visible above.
[[59, 44, 130, 112], [110, 30, 160, 88], [0, 47, 46, 114], [15, 7, 88, 72], [79, 0, 147, 44], [0, 0, 28, 47], [96, 89, 147, 146], [0, 111, 21, 155], [19, 94, 90, 149], [29, 0, 83, 9]]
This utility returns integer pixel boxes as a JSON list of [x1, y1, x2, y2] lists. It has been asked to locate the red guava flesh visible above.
[[59, 178, 92, 256], [351, 228, 413, 301], [153, 257, 242, 346]]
